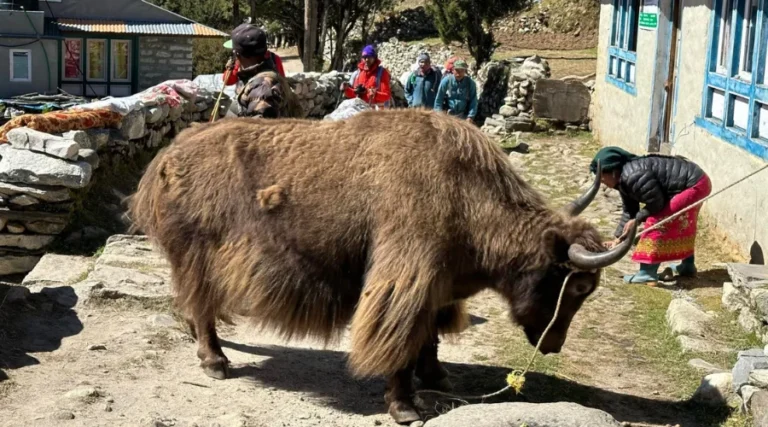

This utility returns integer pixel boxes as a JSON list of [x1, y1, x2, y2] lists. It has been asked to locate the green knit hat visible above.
[[590, 146, 638, 174]]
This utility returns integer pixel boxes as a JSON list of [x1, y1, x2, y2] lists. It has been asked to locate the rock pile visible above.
[[480, 56, 551, 135], [723, 263, 768, 343], [495, 10, 552, 35], [369, 7, 438, 43], [0, 86, 217, 276]]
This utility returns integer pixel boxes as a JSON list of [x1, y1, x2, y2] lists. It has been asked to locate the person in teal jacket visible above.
[[405, 53, 442, 109], [433, 59, 478, 122]]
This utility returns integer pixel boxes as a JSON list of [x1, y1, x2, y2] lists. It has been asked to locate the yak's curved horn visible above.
[[567, 218, 638, 270], [562, 160, 601, 217]]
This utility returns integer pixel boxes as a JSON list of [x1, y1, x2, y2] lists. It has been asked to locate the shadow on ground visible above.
[[0, 284, 83, 377], [220, 341, 729, 426]]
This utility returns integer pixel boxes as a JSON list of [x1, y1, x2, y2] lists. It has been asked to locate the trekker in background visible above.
[[404, 53, 442, 109], [340, 45, 392, 109], [591, 147, 712, 286], [434, 59, 477, 123], [442, 56, 457, 80], [228, 24, 300, 118], [223, 28, 285, 86]]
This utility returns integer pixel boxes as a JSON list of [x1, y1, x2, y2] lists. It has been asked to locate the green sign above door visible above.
[[639, 12, 658, 29]]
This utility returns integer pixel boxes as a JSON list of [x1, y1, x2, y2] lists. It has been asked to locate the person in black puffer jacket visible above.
[[590, 147, 712, 285]]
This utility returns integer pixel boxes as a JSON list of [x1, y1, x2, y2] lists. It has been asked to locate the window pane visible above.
[[740, 0, 758, 75], [731, 95, 750, 130], [111, 40, 130, 81], [612, 0, 621, 46], [64, 39, 82, 79], [717, 0, 733, 72], [758, 103, 768, 140], [627, 0, 640, 52], [87, 40, 106, 80], [12, 51, 30, 80]]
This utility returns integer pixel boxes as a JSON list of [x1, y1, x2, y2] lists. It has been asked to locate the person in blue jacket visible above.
[[433, 59, 478, 122], [404, 53, 442, 109]]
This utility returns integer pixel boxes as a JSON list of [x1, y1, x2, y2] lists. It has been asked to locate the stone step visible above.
[[728, 263, 768, 289]]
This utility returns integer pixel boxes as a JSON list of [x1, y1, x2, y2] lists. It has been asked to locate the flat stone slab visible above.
[[729, 263, 768, 289], [22, 254, 93, 288], [533, 79, 591, 123], [7, 128, 79, 160], [0, 254, 41, 276], [0, 145, 92, 189], [733, 351, 768, 391], [96, 235, 170, 270], [666, 299, 713, 337], [423, 402, 621, 427], [678, 335, 730, 354], [0, 234, 55, 250], [0, 181, 72, 203]]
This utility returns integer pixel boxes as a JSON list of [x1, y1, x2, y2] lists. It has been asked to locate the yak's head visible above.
[[507, 166, 638, 354]]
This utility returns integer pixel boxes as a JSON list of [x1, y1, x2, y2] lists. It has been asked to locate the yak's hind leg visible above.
[[193, 311, 229, 380], [385, 363, 420, 424], [415, 302, 469, 391]]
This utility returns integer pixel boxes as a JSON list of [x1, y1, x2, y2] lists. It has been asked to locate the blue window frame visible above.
[[698, 0, 768, 160], [607, 0, 641, 95]]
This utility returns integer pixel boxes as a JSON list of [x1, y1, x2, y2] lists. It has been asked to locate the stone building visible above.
[[0, 0, 226, 98], [592, 0, 768, 261]]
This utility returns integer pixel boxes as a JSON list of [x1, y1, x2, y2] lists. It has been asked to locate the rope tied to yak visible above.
[[416, 271, 575, 403]]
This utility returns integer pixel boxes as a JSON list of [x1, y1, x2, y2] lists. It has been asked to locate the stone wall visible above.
[[369, 7, 438, 43], [138, 37, 195, 91], [0, 86, 219, 276]]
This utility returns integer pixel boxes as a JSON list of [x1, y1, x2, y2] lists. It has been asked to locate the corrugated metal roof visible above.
[[55, 19, 227, 37]]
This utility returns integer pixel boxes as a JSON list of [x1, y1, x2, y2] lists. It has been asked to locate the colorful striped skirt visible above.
[[632, 174, 712, 264]]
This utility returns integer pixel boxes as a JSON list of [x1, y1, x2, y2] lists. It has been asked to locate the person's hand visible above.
[[603, 239, 620, 249], [368, 87, 377, 98], [619, 219, 636, 240], [354, 85, 366, 96], [225, 57, 235, 70], [340, 82, 350, 91], [466, 117, 474, 123]]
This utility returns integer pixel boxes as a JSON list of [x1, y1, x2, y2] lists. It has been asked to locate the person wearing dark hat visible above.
[[591, 146, 712, 286], [340, 45, 392, 109], [433, 59, 477, 122], [227, 23, 297, 118], [404, 53, 441, 109], [222, 35, 285, 86]]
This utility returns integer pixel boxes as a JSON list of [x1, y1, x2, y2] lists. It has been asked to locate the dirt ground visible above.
[[0, 133, 752, 427]]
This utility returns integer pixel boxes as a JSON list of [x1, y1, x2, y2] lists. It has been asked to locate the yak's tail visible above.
[[126, 146, 170, 239]]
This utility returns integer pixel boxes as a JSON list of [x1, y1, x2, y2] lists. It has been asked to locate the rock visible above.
[[78, 149, 100, 171], [84, 129, 110, 151], [739, 307, 761, 332], [752, 390, 768, 425], [121, 110, 147, 140], [0, 145, 92, 189], [0, 255, 40, 275], [7, 128, 80, 160], [723, 282, 748, 312], [9, 194, 39, 206], [484, 118, 506, 128], [677, 335, 729, 353], [148, 314, 177, 328], [688, 359, 726, 374], [22, 220, 68, 235], [666, 299, 712, 337], [145, 107, 164, 124], [499, 105, 517, 117], [728, 263, 768, 289], [692, 372, 735, 406], [506, 117, 534, 132], [750, 369, 768, 388], [168, 105, 182, 121], [733, 350, 768, 391], [410, 422, 424, 427], [62, 130, 91, 150], [52, 411, 75, 420], [22, 254, 93, 287], [64, 387, 100, 401], [88, 344, 107, 351], [422, 402, 621, 427], [4, 285, 30, 303], [0, 181, 71, 203], [6, 222, 25, 234], [0, 234, 55, 250], [740, 384, 761, 410], [752, 289, 768, 319]]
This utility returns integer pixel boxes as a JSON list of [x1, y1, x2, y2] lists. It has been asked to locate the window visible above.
[[63, 38, 82, 80], [607, 0, 640, 95], [698, 0, 768, 159], [87, 39, 106, 81], [10, 50, 31, 82], [111, 40, 131, 82]]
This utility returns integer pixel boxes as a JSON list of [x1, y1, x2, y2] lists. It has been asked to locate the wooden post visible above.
[[304, 0, 318, 71]]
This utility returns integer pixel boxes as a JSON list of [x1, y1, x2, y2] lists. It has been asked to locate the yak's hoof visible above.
[[389, 400, 421, 425], [201, 357, 229, 380]]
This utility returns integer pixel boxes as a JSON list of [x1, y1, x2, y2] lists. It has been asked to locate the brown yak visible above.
[[128, 109, 636, 424]]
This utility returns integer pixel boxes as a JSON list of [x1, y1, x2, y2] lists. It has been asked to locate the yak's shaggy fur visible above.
[[129, 109, 605, 379]]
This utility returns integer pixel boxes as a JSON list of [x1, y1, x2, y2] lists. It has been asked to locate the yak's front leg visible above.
[[385, 362, 421, 424], [415, 332, 452, 392]]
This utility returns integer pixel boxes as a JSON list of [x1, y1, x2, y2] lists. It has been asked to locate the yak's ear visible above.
[[542, 228, 571, 263]]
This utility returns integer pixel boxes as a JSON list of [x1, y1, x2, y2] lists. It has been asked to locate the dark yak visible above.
[[128, 109, 636, 424]]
